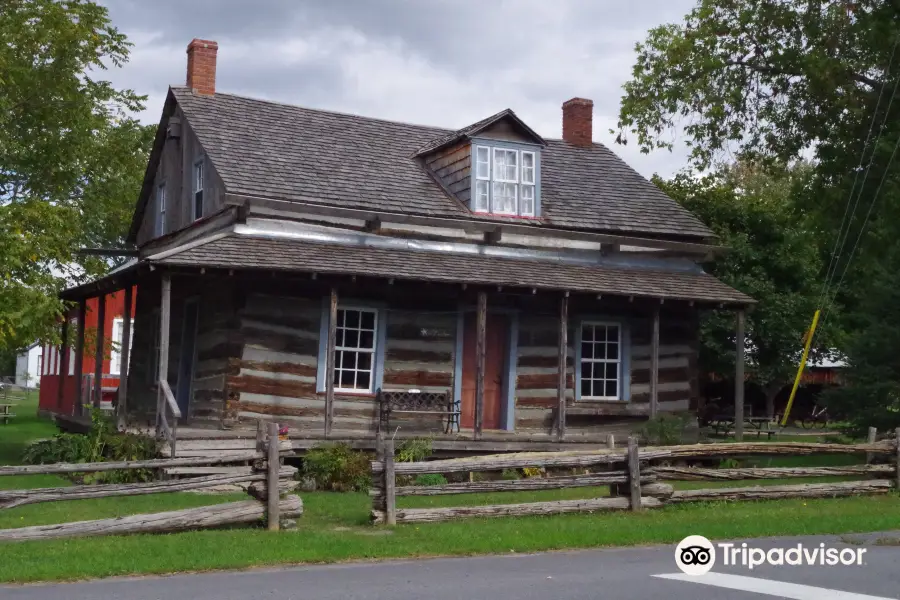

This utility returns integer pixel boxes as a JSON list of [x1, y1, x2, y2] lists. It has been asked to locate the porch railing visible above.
[[157, 379, 180, 458]]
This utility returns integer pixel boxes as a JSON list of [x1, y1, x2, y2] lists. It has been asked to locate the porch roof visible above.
[[151, 233, 753, 306]]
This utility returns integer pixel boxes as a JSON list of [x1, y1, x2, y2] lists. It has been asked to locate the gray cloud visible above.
[[98, 0, 697, 178]]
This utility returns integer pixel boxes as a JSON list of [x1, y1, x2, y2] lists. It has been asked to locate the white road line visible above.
[[653, 572, 893, 600]]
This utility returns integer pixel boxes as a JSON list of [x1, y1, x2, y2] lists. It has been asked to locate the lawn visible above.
[[0, 395, 897, 584]]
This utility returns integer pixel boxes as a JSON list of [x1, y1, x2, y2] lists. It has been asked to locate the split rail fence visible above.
[[0, 422, 300, 542], [370, 429, 900, 525]]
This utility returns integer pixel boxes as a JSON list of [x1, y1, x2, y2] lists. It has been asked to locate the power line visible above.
[[818, 38, 900, 309]]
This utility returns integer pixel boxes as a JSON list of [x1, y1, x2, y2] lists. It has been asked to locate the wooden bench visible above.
[[377, 388, 459, 434], [0, 404, 15, 425], [709, 415, 776, 439]]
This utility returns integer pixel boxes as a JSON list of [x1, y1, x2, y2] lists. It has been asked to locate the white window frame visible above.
[[579, 321, 622, 401], [333, 306, 379, 393], [473, 146, 491, 214], [68, 318, 76, 375], [472, 144, 538, 217], [157, 183, 167, 236], [192, 160, 204, 221], [109, 317, 134, 376]]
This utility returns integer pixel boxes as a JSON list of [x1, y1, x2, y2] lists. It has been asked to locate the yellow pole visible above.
[[780, 309, 821, 427]]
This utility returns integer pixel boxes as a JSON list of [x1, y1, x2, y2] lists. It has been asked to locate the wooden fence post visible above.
[[557, 294, 569, 441], [866, 427, 877, 464], [895, 428, 900, 490], [384, 438, 396, 525], [627, 437, 641, 511], [267, 422, 280, 531]]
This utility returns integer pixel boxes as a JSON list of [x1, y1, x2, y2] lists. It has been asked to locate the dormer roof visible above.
[[413, 109, 546, 157]]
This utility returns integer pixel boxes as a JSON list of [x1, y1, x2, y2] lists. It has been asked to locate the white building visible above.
[[14, 342, 43, 388]]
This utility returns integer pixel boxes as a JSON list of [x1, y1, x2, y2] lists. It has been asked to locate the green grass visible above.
[[0, 397, 897, 583], [1, 491, 898, 583]]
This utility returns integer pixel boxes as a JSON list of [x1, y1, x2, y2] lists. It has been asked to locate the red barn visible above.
[[38, 287, 137, 418]]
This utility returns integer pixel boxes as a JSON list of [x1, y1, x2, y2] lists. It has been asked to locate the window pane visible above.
[[583, 325, 594, 342], [608, 342, 619, 360], [605, 380, 618, 398], [476, 146, 490, 179], [345, 310, 360, 328], [360, 311, 375, 330], [339, 369, 354, 388], [358, 352, 372, 371], [521, 185, 535, 216], [359, 330, 374, 349], [581, 361, 591, 379], [581, 341, 593, 360], [492, 182, 517, 214], [344, 329, 359, 349], [581, 379, 592, 397], [357, 371, 371, 391], [474, 181, 490, 212], [337, 309, 346, 326], [608, 325, 619, 343], [335, 329, 345, 347], [522, 152, 535, 184], [493, 148, 518, 182]]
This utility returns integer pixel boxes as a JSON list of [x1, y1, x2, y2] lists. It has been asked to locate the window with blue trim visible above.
[[579, 322, 622, 400], [333, 308, 378, 392], [473, 144, 538, 217]]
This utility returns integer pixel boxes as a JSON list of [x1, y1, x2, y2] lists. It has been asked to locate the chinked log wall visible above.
[[515, 311, 699, 433], [225, 294, 457, 434]]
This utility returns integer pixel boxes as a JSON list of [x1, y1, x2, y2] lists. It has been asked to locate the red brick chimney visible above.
[[562, 97, 593, 147], [186, 39, 218, 95]]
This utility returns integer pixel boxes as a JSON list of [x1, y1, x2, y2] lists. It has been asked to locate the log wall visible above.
[[225, 294, 458, 434], [514, 308, 699, 434]]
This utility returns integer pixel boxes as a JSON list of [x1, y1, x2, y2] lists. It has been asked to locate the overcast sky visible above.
[[97, 0, 697, 179]]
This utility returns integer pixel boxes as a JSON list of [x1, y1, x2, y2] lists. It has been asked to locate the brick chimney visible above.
[[186, 39, 218, 95], [562, 98, 593, 147]]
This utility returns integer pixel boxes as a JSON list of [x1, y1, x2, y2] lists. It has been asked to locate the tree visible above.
[[618, 0, 900, 429], [0, 0, 153, 352], [658, 162, 825, 417], [616, 0, 899, 170]]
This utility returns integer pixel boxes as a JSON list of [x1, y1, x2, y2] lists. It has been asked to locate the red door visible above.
[[461, 313, 507, 430]]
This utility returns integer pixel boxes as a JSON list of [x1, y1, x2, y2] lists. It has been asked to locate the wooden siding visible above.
[[426, 140, 471, 206], [224, 294, 459, 435], [478, 120, 537, 143], [514, 310, 698, 433], [226, 294, 325, 428], [381, 310, 457, 433], [515, 315, 574, 431], [136, 107, 227, 247]]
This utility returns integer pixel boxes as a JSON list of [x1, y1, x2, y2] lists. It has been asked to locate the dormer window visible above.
[[192, 160, 204, 221], [473, 144, 538, 217]]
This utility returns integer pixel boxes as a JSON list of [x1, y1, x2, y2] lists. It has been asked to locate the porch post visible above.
[[734, 309, 746, 441], [93, 293, 107, 408], [156, 274, 172, 436], [325, 287, 338, 437], [57, 317, 69, 411], [557, 293, 569, 441], [649, 304, 660, 419], [73, 300, 86, 416], [117, 285, 133, 430], [474, 291, 487, 440]]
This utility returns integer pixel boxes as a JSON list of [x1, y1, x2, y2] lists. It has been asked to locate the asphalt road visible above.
[[3, 531, 899, 600]]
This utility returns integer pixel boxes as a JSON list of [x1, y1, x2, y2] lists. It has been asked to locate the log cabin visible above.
[[60, 38, 753, 455]]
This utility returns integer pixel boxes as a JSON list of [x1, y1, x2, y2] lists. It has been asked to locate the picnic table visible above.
[[0, 404, 15, 425], [708, 415, 776, 439]]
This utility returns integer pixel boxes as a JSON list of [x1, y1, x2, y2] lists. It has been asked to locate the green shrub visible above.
[[302, 443, 371, 492], [396, 437, 432, 462], [22, 409, 156, 483], [413, 473, 448, 486], [641, 412, 694, 446], [500, 468, 521, 480]]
